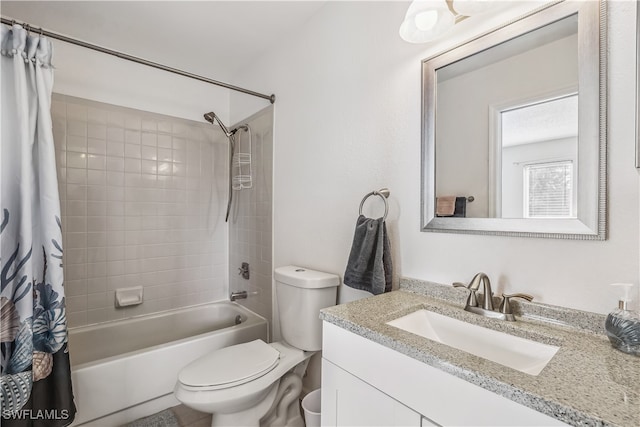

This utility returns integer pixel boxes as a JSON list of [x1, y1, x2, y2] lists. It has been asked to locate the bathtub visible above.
[[68, 302, 268, 426]]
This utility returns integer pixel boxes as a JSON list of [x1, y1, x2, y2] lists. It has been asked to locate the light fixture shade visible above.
[[452, 0, 495, 17], [399, 0, 455, 43]]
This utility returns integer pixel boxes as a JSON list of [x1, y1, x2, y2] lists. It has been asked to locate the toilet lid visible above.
[[179, 340, 280, 388]]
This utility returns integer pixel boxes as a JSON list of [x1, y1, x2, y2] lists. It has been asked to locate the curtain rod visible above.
[[0, 17, 276, 104]]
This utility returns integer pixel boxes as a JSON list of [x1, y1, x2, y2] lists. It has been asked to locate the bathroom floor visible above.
[[124, 405, 211, 427], [171, 405, 212, 427]]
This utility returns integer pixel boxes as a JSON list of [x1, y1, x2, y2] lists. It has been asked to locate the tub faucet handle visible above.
[[238, 262, 250, 279]]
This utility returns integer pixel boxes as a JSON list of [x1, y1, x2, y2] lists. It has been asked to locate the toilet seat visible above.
[[178, 340, 280, 390]]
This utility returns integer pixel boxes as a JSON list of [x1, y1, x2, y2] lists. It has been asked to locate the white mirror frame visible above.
[[421, 0, 607, 240]]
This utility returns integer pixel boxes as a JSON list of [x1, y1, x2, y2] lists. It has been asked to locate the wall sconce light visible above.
[[399, 0, 495, 43]]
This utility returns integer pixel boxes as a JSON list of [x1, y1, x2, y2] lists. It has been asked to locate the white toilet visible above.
[[174, 266, 339, 427]]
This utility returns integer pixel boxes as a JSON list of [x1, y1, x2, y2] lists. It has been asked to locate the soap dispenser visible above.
[[604, 283, 640, 356]]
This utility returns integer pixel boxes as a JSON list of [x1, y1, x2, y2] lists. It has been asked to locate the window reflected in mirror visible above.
[[498, 94, 578, 219]]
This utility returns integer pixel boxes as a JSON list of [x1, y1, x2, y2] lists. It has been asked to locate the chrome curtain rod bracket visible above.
[[0, 16, 276, 104]]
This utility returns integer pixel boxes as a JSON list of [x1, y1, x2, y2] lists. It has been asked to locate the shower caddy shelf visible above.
[[233, 126, 252, 190]]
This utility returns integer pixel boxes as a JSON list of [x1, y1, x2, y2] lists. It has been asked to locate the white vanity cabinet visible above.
[[322, 359, 425, 427], [321, 322, 568, 427]]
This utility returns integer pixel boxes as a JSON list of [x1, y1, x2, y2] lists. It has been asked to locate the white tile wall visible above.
[[229, 107, 274, 327], [52, 95, 228, 328]]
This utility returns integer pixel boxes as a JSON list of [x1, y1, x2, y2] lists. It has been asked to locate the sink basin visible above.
[[386, 309, 559, 375]]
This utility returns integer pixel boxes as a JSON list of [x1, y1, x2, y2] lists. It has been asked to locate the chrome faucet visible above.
[[453, 273, 533, 321]]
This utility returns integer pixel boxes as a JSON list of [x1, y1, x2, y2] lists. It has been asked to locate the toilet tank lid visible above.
[[274, 266, 340, 289]]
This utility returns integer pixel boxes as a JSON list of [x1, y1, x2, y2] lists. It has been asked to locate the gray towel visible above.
[[344, 215, 392, 295], [453, 196, 467, 217]]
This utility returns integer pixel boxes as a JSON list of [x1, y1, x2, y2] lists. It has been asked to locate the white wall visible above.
[[232, 0, 639, 316], [51, 40, 230, 124]]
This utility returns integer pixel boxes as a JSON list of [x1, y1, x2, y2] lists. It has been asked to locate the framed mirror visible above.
[[421, 0, 606, 239]]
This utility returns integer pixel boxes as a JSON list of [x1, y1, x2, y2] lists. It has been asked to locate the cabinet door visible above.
[[322, 358, 422, 427]]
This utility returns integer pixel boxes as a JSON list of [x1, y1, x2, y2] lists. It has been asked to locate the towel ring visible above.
[[359, 188, 390, 221]]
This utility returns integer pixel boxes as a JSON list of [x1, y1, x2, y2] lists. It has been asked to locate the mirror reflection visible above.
[[434, 14, 580, 220], [423, 0, 606, 239]]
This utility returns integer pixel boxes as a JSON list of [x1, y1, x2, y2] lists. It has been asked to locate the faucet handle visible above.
[[453, 282, 478, 307], [499, 293, 533, 315]]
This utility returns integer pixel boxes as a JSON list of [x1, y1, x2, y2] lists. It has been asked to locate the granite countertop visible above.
[[319, 279, 640, 427]]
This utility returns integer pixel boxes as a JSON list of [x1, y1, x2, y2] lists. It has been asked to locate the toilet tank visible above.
[[274, 266, 339, 351]]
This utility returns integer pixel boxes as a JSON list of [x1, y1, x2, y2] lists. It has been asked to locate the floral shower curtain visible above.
[[0, 24, 76, 426]]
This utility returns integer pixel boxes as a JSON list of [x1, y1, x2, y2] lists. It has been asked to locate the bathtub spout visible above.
[[230, 291, 248, 301]]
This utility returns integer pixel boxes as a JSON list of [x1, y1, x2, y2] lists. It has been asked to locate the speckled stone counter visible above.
[[320, 279, 640, 427]]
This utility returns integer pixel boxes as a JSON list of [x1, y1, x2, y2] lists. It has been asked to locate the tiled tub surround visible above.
[[51, 95, 229, 328], [320, 279, 640, 427], [228, 107, 273, 326]]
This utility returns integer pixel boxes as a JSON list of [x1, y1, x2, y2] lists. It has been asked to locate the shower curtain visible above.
[[0, 24, 76, 426]]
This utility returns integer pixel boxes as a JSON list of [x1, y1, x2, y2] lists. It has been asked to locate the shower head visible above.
[[203, 111, 233, 137]]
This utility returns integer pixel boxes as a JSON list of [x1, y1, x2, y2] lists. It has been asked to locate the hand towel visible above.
[[453, 196, 467, 218], [344, 215, 392, 295], [436, 196, 456, 216]]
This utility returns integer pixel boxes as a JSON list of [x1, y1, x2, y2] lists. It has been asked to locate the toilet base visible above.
[[260, 371, 305, 427], [209, 384, 279, 427], [208, 370, 306, 427]]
